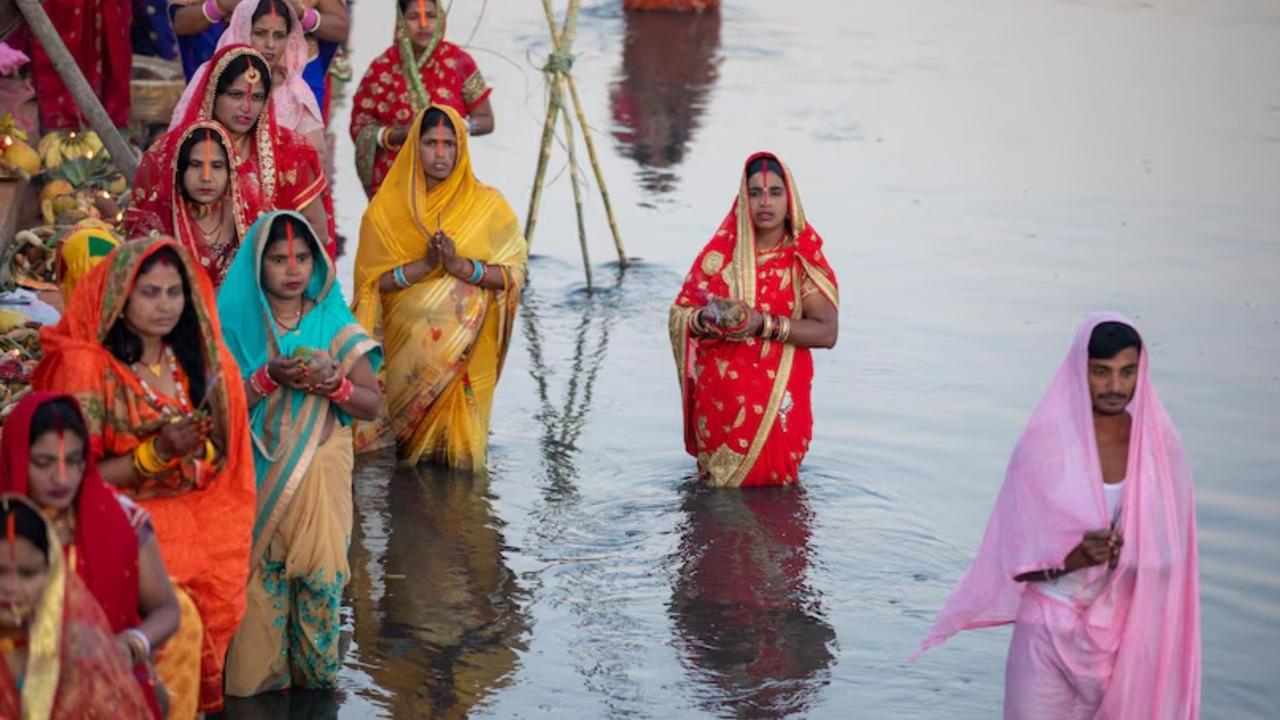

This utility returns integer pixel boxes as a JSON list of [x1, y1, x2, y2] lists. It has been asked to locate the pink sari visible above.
[[915, 312, 1200, 720]]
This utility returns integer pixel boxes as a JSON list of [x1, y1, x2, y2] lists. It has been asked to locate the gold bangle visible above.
[[778, 316, 792, 343], [761, 313, 773, 340]]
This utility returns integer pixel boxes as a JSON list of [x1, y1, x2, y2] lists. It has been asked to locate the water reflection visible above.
[[610, 10, 722, 194], [519, 265, 622, 493], [345, 461, 528, 718], [671, 484, 836, 718]]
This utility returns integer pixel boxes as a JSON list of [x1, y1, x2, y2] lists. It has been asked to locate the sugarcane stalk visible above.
[[558, 77, 592, 293], [13, 0, 137, 182], [563, 74, 627, 266]]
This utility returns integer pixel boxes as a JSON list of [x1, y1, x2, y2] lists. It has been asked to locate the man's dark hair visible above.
[[1088, 321, 1142, 360]]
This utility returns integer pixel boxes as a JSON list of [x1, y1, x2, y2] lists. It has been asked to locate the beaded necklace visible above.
[[131, 344, 192, 416]]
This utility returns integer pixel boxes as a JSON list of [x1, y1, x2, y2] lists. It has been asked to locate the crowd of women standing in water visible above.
[[0, 0, 1202, 717]]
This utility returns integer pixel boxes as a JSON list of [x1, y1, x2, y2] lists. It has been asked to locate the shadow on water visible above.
[[670, 483, 837, 719], [610, 9, 722, 194], [343, 461, 529, 718]]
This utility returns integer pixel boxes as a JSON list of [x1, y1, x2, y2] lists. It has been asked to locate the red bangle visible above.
[[252, 366, 279, 395], [326, 376, 354, 404]]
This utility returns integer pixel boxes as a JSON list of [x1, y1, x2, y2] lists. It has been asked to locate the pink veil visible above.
[[169, 0, 324, 137], [914, 312, 1200, 718]]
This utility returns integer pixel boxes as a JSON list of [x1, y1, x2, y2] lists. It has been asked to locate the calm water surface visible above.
[[225, 1, 1279, 717]]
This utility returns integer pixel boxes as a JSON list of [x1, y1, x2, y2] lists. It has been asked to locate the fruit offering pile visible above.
[[0, 309, 40, 427]]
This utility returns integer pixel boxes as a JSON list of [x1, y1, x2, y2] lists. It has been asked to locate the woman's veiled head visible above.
[[23, 397, 89, 513], [250, 0, 293, 72], [103, 245, 209, 407], [177, 127, 231, 206], [212, 52, 273, 136], [260, 214, 321, 301], [0, 498, 50, 630], [400, 0, 441, 51], [418, 107, 459, 189], [745, 155, 789, 235]]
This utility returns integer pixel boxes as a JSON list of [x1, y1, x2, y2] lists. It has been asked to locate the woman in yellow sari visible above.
[[352, 104, 526, 469]]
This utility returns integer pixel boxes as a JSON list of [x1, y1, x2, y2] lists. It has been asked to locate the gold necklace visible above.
[[137, 344, 166, 376]]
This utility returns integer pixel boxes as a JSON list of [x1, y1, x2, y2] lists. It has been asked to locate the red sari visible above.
[[125, 121, 252, 285], [28, 0, 131, 129], [669, 153, 838, 487], [128, 45, 335, 259], [0, 392, 162, 718], [350, 35, 491, 198], [0, 496, 150, 719]]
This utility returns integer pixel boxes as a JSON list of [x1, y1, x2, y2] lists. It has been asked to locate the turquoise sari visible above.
[[217, 210, 381, 565], [216, 211, 382, 694]]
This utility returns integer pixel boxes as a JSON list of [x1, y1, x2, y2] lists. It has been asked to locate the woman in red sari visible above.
[[128, 44, 336, 258], [349, 0, 494, 197], [669, 153, 839, 487], [0, 494, 151, 718], [0, 392, 179, 718], [125, 121, 251, 285]]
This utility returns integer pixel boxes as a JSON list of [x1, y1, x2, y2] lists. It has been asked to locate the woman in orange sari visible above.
[[669, 153, 839, 487], [30, 237, 256, 714], [0, 495, 151, 718]]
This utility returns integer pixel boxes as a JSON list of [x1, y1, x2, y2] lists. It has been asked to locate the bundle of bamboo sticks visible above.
[[525, 0, 627, 292]]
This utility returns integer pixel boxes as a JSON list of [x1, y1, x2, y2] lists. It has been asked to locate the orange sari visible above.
[[31, 237, 256, 713], [669, 153, 838, 487]]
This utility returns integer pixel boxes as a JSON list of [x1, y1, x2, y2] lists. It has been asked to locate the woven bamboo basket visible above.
[[130, 56, 186, 126]]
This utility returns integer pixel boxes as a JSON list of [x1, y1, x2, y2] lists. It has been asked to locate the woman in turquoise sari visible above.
[[215, 210, 382, 695]]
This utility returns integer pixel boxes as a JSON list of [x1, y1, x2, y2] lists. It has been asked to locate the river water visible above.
[[222, 1, 1279, 717]]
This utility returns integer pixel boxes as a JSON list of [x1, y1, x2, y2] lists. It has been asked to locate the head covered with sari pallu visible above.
[[125, 120, 252, 284], [0, 392, 163, 717], [217, 210, 381, 569], [0, 494, 151, 719], [913, 312, 1200, 717], [350, 0, 492, 197], [169, 0, 324, 139], [31, 236, 255, 711], [0, 392, 139, 633], [353, 104, 525, 463], [669, 152, 838, 487]]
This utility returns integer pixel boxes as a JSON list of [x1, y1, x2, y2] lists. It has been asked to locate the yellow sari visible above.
[[352, 105, 527, 469]]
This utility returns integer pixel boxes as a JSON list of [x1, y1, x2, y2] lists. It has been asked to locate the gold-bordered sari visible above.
[[352, 104, 526, 469]]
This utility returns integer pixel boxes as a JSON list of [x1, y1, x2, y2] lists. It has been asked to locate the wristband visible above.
[[302, 7, 321, 33], [201, 0, 224, 24], [326, 376, 354, 404]]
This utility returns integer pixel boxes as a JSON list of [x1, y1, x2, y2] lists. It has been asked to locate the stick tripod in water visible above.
[[525, 0, 628, 293]]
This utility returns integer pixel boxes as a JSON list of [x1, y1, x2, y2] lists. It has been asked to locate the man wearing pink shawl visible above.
[[916, 313, 1200, 720]]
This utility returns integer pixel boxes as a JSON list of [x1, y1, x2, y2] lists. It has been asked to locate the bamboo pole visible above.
[[563, 74, 626, 267], [13, 0, 138, 182], [523, 86, 560, 245], [526, 0, 628, 287], [557, 76, 592, 292]]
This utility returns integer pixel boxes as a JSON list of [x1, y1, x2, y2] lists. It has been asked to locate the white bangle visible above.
[[123, 627, 151, 659]]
